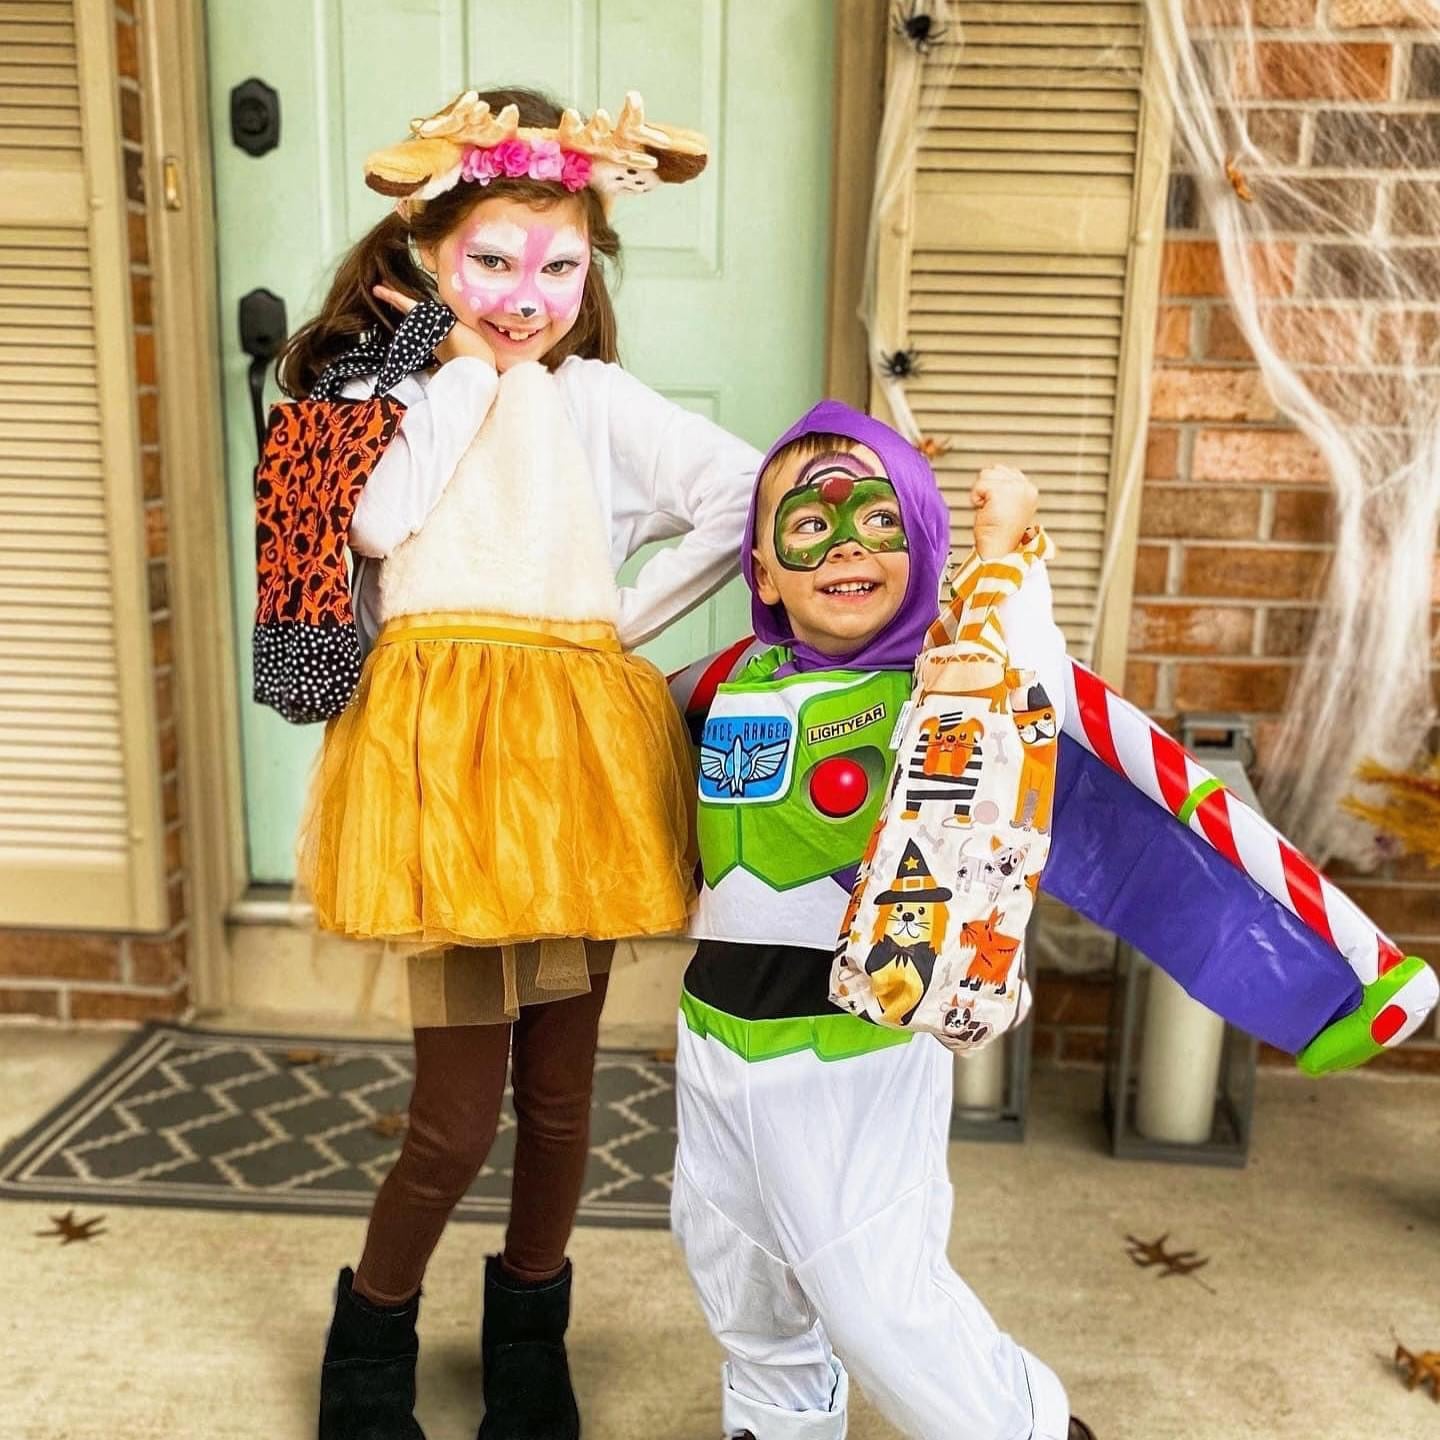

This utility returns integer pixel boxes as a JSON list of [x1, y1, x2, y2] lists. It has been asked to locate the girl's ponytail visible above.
[[276, 209, 435, 398]]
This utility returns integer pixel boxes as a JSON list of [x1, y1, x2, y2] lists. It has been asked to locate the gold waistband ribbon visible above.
[[376, 610, 622, 655]]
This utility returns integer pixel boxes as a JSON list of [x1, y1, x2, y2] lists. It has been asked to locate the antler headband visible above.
[[364, 90, 708, 210]]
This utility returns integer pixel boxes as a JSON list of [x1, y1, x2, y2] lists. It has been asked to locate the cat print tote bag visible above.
[[830, 532, 1057, 1052]]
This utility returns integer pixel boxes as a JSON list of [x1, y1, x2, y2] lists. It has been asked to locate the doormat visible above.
[[0, 1023, 677, 1228]]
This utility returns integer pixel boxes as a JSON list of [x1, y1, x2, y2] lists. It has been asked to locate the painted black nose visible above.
[[518, 304, 538, 318]]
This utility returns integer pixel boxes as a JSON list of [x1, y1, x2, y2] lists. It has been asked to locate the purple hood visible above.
[[741, 400, 951, 675]]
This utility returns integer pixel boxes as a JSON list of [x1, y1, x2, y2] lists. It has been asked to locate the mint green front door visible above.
[[207, 2, 835, 883]]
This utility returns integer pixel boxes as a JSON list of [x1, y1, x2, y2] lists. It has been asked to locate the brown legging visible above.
[[353, 973, 610, 1307]]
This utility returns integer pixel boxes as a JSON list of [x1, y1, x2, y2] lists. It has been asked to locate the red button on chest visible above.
[[809, 756, 869, 818]]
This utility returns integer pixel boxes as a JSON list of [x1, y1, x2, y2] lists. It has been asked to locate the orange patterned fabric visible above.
[[254, 398, 401, 626], [252, 396, 403, 723], [926, 528, 1053, 657]]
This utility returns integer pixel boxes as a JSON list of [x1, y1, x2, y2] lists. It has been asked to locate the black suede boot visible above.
[[477, 1255, 580, 1439], [318, 1266, 427, 1439]]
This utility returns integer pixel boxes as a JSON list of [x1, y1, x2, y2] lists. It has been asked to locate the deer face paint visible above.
[[433, 195, 591, 371]]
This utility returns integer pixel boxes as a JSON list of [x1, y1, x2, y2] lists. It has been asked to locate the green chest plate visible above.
[[697, 657, 910, 892]]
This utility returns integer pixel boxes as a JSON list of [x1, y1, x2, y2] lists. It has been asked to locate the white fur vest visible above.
[[379, 361, 620, 625]]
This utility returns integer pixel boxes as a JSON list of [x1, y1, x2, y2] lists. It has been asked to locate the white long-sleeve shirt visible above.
[[344, 355, 761, 652]]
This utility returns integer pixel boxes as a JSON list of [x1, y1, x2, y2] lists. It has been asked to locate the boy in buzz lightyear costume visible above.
[[669, 401, 1092, 1440]]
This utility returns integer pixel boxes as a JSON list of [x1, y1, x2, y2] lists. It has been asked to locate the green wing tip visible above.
[[1296, 956, 1429, 1077]]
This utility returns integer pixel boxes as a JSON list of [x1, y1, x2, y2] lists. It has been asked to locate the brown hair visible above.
[[277, 87, 622, 398], [760, 432, 858, 486], [753, 432, 858, 541]]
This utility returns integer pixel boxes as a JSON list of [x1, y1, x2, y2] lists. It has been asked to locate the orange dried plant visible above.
[[1343, 759, 1440, 869]]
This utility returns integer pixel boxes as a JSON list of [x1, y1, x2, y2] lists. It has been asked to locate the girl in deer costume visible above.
[[269, 87, 760, 1440]]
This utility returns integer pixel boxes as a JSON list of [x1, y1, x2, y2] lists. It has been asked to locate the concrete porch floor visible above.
[[1, 1021, 1436, 1440]]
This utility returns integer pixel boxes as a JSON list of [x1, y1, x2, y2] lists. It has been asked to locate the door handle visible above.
[[238, 287, 288, 454]]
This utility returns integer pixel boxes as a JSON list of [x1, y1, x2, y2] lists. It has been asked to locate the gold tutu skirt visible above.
[[298, 611, 697, 977]]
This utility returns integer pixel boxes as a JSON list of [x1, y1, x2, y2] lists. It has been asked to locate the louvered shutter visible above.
[[0, 0, 167, 928], [872, 0, 1170, 675]]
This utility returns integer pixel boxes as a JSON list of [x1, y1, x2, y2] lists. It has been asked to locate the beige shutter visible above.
[[0, 0, 167, 928], [871, 0, 1171, 679]]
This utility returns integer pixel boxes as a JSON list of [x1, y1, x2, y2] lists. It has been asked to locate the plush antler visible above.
[[411, 94, 517, 145]]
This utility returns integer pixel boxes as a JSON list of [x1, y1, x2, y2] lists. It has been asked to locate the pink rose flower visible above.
[[492, 138, 532, 178], [460, 145, 502, 184], [559, 149, 592, 193], [528, 138, 564, 182]]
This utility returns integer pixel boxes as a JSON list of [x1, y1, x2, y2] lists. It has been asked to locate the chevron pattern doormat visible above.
[[0, 1023, 677, 1228]]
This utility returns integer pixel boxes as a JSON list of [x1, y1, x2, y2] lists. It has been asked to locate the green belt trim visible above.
[[680, 988, 912, 1065], [1177, 777, 1224, 827]]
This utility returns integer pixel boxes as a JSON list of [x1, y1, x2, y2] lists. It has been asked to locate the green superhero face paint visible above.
[[773, 471, 909, 572]]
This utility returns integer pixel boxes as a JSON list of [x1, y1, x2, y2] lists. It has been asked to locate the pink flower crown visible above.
[[460, 137, 592, 192]]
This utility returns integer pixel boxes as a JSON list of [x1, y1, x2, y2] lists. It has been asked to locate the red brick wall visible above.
[[1039, 0, 1440, 1074], [0, 1, 191, 1025]]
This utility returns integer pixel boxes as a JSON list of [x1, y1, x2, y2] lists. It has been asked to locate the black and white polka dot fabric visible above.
[[310, 299, 457, 401], [253, 623, 363, 725]]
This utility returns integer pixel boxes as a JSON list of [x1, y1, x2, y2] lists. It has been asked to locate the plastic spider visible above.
[[879, 348, 923, 380], [892, 2, 948, 54]]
